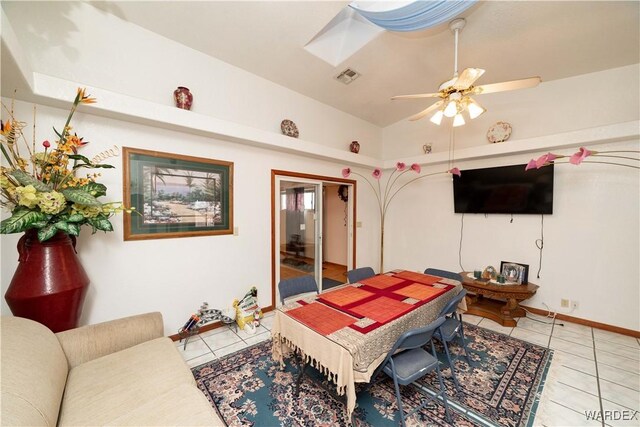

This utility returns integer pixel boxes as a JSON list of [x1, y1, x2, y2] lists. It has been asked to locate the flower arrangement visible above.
[[341, 162, 460, 271], [526, 147, 639, 170], [1, 88, 132, 241]]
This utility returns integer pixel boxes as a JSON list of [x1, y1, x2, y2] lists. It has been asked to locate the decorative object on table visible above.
[[173, 86, 193, 110], [123, 147, 233, 240], [1, 89, 132, 332], [482, 265, 498, 280], [233, 286, 262, 330], [422, 143, 432, 154], [390, 18, 540, 127], [280, 119, 299, 138], [349, 140, 360, 153], [341, 163, 461, 272], [193, 323, 552, 427], [486, 121, 512, 143], [500, 261, 529, 284], [473, 270, 482, 280], [525, 146, 639, 171]]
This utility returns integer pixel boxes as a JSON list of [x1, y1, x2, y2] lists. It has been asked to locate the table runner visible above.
[[271, 270, 464, 419], [286, 302, 356, 336]]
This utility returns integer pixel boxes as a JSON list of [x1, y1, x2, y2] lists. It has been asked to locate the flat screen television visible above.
[[453, 164, 554, 214]]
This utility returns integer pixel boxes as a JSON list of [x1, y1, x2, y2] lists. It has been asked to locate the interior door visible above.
[[276, 178, 322, 300]]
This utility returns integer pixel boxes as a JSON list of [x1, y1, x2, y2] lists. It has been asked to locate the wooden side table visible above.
[[459, 272, 539, 327]]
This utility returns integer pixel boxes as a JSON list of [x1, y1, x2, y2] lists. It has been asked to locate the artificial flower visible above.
[[372, 168, 382, 179], [535, 152, 559, 169], [341, 167, 351, 178], [42, 140, 50, 148], [525, 159, 538, 171], [448, 167, 461, 177], [14, 185, 39, 208], [396, 162, 406, 171], [570, 147, 594, 165], [410, 163, 421, 173], [38, 191, 66, 214]]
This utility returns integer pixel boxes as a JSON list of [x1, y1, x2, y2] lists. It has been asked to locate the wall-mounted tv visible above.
[[452, 164, 554, 214]]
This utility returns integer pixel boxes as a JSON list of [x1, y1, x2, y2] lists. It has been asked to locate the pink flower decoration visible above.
[[525, 159, 537, 171], [448, 167, 461, 177], [341, 168, 351, 178], [410, 163, 421, 173], [570, 147, 594, 165], [396, 162, 406, 171], [372, 168, 382, 180], [42, 140, 51, 148], [535, 152, 558, 169]]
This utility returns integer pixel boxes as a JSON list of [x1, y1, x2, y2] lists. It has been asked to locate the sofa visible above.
[[1, 312, 224, 426]]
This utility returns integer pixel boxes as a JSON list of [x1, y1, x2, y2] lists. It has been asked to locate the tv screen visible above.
[[453, 164, 554, 214]]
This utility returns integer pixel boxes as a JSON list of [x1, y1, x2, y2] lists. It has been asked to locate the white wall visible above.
[[323, 184, 348, 265], [382, 64, 640, 159], [1, 1, 383, 157], [0, 100, 382, 333]]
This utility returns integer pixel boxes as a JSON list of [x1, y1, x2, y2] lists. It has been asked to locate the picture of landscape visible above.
[[142, 166, 223, 226]]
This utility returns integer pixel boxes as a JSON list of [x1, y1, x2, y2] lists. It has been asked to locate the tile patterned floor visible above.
[[177, 312, 640, 426]]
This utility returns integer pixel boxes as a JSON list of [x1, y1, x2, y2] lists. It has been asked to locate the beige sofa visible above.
[[1, 313, 224, 426]]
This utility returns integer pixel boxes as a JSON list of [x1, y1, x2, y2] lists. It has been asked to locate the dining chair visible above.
[[346, 266, 375, 284], [423, 267, 463, 282], [433, 289, 471, 393], [370, 317, 452, 426], [278, 275, 318, 305]]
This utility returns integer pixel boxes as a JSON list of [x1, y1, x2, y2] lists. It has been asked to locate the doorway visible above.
[[271, 171, 357, 308]]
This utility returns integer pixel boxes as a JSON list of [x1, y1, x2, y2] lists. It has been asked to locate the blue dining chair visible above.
[[433, 289, 471, 393], [370, 317, 452, 426], [278, 275, 318, 305], [346, 266, 375, 284], [424, 267, 463, 282]]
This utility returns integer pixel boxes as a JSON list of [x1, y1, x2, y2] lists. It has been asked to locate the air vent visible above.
[[335, 68, 360, 85]]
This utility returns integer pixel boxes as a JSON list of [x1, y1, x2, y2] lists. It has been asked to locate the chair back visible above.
[[346, 267, 376, 283], [278, 275, 318, 305], [438, 289, 467, 318], [424, 268, 463, 282]]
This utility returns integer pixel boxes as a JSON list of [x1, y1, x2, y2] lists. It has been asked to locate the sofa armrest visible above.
[[55, 312, 164, 368]]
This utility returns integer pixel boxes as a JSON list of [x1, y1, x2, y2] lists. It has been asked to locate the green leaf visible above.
[[67, 154, 93, 164], [66, 213, 86, 223], [74, 163, 115, 169], [0, 208, 48, 234], [37, 225, 57, 241], [31, 221, 50, 229], [10, 170, 52, 192], [54, 221, 71, 233], [61, 189, 101, 207], [67, 223, 81, 236], [89, 218, 113, 232], [79, 182, 107, 198]]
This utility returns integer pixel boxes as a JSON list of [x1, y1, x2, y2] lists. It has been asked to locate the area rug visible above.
[[192, 323, 552, 427], [281, 257, 314, 273]]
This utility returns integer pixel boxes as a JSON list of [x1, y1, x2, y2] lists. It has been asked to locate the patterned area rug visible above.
[[192, 323, 552, 426]]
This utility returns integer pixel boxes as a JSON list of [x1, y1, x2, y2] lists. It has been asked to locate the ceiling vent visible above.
[[335, 68, 360, 85]]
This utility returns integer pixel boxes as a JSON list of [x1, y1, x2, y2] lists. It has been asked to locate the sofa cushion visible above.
[[0, 316, 68, 427], [58, 337, 197, 426], [105, 383, 224, 426]]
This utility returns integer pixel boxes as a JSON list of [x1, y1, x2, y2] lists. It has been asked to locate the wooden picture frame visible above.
[[500, 261, 529, 285], [123, 147, 233, 240]]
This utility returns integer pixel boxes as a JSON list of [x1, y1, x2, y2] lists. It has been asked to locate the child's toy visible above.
[[233, 287, 262, 330]]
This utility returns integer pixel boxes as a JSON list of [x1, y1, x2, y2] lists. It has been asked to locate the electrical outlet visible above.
[[560, 299, 570, 308], [571, 300, 579, 310]]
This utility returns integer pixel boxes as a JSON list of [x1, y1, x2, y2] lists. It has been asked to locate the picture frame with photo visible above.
[[500, 261, 529, 285]]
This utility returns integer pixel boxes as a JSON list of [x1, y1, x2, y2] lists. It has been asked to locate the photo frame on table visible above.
[[500, 261, 529, 284], [123, 147, 233, 241]]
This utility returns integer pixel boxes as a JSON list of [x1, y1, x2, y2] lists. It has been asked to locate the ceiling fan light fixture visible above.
[[430, 110, 444, 125], [443, 99, 458, 117], [466, 98, 486, 119], [453, 113, 465, 127]]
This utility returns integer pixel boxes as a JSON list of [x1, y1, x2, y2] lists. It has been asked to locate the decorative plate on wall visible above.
[[280, 119, 299, 138], [487, 121, 512, 143]]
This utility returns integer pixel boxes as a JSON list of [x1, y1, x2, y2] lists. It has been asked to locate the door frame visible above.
[[271, 170, 357, 308]]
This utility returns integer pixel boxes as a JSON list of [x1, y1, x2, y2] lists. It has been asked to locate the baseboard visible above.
[[169, 305, 275, 341], [522, 305, 640, 338]]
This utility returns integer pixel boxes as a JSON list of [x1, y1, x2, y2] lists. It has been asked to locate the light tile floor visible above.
[[177, 311, 640, 426]]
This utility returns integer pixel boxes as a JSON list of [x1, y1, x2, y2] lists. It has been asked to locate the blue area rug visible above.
[[192, 323, 552, 426]]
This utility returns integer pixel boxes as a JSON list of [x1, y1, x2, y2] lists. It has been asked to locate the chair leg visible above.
[[441, 339, 461, 393], [459, 316, 473, 366], [435, 362, 453, 424], [392, 375, 407, 427]]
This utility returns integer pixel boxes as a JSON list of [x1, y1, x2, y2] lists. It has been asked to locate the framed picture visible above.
[[500, 261, 529, 284], [123, 147, 233, 240]]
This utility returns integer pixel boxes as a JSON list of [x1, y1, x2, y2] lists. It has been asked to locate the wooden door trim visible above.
[[270, 170, 357, 309]]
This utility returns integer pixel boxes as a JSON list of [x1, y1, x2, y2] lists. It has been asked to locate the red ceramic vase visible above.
[[5, 231, 89, 332], [173, 86, 193, 110]]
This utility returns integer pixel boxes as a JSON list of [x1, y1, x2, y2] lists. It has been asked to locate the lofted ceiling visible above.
[[82, 2, 640, 127]]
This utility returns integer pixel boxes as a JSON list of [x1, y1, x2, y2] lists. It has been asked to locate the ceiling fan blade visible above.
[[392, 92, 441, 100], [472, 76, 542, 95], [452, 68, 485, 90], [409, 100, 444, 121]]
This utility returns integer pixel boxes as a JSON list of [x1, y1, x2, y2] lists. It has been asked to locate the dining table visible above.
[[271, 269, 465, 419]]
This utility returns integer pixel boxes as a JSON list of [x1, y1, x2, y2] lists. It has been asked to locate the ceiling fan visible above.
[[391, 18, 541, 126]]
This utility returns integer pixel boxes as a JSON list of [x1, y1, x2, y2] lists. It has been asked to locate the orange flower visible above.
[[77, 87, 96, 104]]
